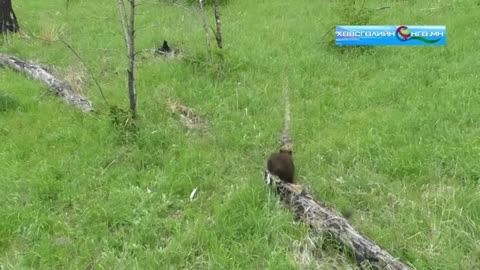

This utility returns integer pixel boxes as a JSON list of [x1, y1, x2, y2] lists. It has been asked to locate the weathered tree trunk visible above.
[[264, 173, 412, 270], [0, 53, 94, 112], [213, 0, 222, 49], [0, 0, 19, 33]]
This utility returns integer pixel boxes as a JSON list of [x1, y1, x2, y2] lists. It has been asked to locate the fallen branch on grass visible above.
[[0, 53, 94, 112], [263, 172, 412, 270]]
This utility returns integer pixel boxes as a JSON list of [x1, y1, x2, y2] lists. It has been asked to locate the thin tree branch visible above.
[[118, 0, 130, 50], [118, 0, 137, 116], [12, 26, 110, 107], [59, 39, 109, 107], [213, 0, 222, 48], [198, 0, 212, 63]]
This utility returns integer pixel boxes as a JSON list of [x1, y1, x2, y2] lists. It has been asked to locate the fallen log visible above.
[[264, 172, 412, 270], [0, 53, 94, 113]]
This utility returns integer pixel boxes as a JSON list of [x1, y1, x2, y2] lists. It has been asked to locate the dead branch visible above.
[[373, 6, 391, 11], [264, 173, 412, 270], [0, 53, 93, 112], [280, 85, 293, 149], [198, 0, 212, 63]]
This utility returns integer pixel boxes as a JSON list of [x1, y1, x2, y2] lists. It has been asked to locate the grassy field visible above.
[[1, 0, 479, 269]]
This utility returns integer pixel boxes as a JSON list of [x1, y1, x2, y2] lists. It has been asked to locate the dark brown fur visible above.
[[267, 149, 295, 183]]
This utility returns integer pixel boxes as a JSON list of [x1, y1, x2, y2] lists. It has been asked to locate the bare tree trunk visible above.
[[118, 0, 137, 116], [198, 0, 212, 63], [264, 173, 412, 270], [127, 0, 136, 115], [213, 0, 222, 49], [0, 0, 19, 33]]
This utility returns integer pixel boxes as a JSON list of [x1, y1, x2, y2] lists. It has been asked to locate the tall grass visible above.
[[1, 0, 479, 269]]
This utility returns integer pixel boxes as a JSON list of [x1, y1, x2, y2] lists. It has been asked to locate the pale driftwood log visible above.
[[264, 172, 412, 270], [0, 53, 93, 112]]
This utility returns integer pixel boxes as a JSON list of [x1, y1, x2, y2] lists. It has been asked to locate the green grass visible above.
[[1, 0, 479, 269]]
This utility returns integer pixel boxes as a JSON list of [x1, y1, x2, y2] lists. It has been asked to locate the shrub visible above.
[[0, 92, 20, 112]]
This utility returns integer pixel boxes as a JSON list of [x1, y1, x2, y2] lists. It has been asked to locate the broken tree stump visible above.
[[0, 53, 94, 112], [264, 172, 412, 270], [0, 0, 19, 33]]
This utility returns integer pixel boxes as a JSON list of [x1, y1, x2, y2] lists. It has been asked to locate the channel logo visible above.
[[336, 25, 446, 46], [395, 26, 442, 44]]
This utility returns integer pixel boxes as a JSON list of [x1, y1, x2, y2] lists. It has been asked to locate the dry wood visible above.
[[280, 85, 292, 149], [0, 53, 93, 112], [264, 173, 412, 270], [198, 0, 212, 63], [213, 0, 222, 48]]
